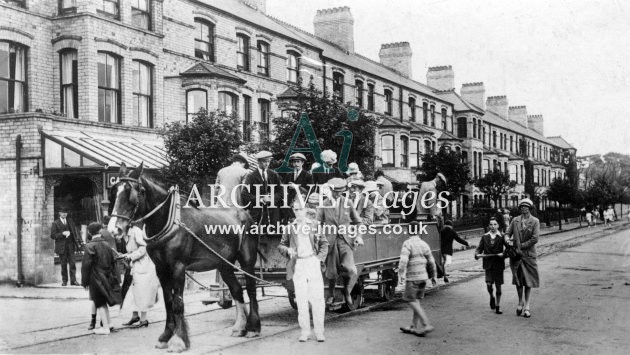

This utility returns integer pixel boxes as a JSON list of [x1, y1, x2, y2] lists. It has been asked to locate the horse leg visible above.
[[167, 263, 189, 353], [239, 243, 261, 338], [219, 268, 247, 337], [155, 266, 174, 349]]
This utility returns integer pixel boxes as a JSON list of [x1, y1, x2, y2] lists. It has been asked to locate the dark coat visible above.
[[283, 169, 315, 203], [81, 237, 122, 307], [312, 167, 344, 186], [50, 218, 80, 255], [475, 232, 507, 271], [440, 226, 469, 256], [242, 168, 284, 227]]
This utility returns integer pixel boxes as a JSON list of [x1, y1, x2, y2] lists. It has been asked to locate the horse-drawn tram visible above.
[[208, 221, 442, 312]]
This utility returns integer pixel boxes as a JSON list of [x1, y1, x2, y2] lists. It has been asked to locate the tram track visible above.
[[7, 223, 627, 353]]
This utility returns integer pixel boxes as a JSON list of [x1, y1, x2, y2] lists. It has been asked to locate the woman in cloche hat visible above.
[[505, 198, 540, 319]]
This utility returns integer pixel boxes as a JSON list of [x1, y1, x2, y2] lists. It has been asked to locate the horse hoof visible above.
[[167, 336, 187, 353], [231, 330, 247, 337], [245, 331, 261, 338], [155, 342, 168, 350]]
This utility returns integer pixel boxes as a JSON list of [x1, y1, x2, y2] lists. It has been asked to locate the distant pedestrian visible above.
[[475, 218, 507, 314], [278, 194, 329, 342], [50, 207, 81, 286], [585, 210, 593, 228], [627, 210, 630, 223], [398, 222, 436, 337], [440, 220, 469, 283], [505, 198, 540, 318], [81, 222, 121, 335], [593, 209, 600, 225], [604, 206, 614, 226]]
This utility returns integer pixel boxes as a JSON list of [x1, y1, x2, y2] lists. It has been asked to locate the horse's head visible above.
[[108, 162, 145, 235]]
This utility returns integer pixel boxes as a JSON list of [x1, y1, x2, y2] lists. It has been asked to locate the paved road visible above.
[[2, 223, 628, 354], [217, 226, 630, 355]]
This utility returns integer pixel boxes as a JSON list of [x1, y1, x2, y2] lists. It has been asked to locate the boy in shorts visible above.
[[475, 218, 507, 314], [398, 222, 437, 336]]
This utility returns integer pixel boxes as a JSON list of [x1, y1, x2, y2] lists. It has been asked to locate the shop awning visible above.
[[41, 130, 168, 170]]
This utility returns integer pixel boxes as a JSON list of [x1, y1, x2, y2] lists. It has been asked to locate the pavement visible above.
[[0, 221, 627, 353]]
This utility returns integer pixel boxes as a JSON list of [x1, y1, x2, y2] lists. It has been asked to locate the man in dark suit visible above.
[[50, 207, 80, 286], [242, 151, 284, 229], [284, 153, 315, 211]]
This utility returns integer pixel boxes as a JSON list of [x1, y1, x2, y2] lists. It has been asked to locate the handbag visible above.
[[504, 245, 522, 261]]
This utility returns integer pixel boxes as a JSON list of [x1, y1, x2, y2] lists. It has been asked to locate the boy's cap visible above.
[[444, 220, 453, 226], [87, 222, 102, 236]]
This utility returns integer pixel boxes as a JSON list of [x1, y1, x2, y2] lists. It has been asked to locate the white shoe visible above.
[[299, 334, 308, 342], [94, 327, 110, 335]]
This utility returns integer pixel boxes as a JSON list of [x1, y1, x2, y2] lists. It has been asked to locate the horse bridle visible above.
[[110, 177, 141, 222]]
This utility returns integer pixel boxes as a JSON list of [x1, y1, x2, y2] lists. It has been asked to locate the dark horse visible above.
[[108, 163, 260, 352]]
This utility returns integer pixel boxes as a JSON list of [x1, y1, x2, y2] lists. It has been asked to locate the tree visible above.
[[547, 177, 576, 207], [474, 168, 516, 208], [160, 110, 244, 189], [418, 146, 471, 203], [250, 81, 379, 177]]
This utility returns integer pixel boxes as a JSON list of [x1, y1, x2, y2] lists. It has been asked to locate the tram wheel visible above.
[[288, 290, 298, 310], [343, 278, 364, 312], [381, 269, 398, 301]]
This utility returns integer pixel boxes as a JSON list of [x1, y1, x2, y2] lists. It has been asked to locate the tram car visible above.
[[205, 218, 443, 312]]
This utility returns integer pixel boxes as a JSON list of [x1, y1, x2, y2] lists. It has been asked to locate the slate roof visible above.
[[434, 89, 484, 114], [204, 0, 453, 105], [547, 136, 576, 150]]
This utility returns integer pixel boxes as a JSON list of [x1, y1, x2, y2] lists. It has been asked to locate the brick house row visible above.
[[0, 0, 575, 284]]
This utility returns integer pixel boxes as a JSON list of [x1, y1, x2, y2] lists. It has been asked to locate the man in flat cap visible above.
[[284, 153, 315, 206], [317, 178, 364, 308], [216, 153, 250, 207], [242, 151, 284, 228], [50, 207, 81, 286]]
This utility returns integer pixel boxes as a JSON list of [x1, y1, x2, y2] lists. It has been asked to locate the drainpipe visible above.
[[16, 135, 24, 287], [398, 85, 404, 122], [320, 53, 327, 97]]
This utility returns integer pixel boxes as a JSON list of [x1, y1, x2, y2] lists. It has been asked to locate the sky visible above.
[[265, 0, 630, 156]]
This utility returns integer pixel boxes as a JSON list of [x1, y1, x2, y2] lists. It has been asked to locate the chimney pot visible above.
[[314, 6, 354, 53], [426, 65, 454, 91], [460, 82, 485, 109]]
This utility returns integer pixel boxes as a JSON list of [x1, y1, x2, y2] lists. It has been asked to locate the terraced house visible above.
[[0, 0, 575, 284]]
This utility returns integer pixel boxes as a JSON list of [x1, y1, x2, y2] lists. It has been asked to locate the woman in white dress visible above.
[[122, 225, 160, 328]]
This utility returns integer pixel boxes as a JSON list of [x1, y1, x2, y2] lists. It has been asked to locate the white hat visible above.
[[519, 198, 534, 208], [320, 150, 337, 164]]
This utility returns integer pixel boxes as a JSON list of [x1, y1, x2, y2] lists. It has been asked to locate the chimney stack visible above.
[[426, 65, 454, 91], [460, 82, 485, 110], [486, 95, 508, 119], [314, 7, 354, 53], [528, 114, 544, 135], [508, 106, 528, 128], [379, 42, 412, 78]]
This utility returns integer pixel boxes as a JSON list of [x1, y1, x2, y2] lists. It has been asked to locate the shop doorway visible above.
[[53, 176, 102, 244]]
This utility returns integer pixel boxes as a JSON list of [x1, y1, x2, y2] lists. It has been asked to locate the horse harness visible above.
[[112, 178, 277, 286]]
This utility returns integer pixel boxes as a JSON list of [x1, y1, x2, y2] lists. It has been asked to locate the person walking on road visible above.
[[475, 218, 507, 314], [585, 210, 593, 228], [505, 198, 540, 318], [82, 222, 122, 335], [278, 194, 329, 342], [398, 221, 437, 337], [440, 220, 469, 283]]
